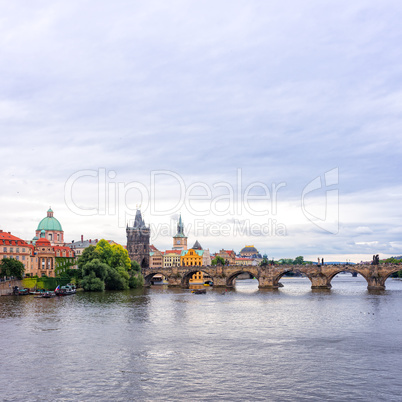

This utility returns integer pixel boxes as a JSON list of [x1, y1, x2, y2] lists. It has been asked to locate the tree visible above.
[[130, 260, 141, 272], [278, 258, 294, 265], [294, 256, 304, 265], [77, 245, 100, 270], [82, 259, 109, 280], [128, 260, 143, 288], [95, 240, 114, 266], [105, 267, 129, 290], [109, 244, 131, 270], [212, 256, 226, 266], [81, 272, 105, 291], [0, 258, 25, 279], [77, 239, 144, 291]]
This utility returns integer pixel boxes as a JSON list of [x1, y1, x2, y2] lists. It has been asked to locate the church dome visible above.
[[240, 245, 258, 254], [37, 208, 63, 231]]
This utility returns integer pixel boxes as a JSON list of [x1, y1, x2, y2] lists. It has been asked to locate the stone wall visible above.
[[0, 279, 22, 296]]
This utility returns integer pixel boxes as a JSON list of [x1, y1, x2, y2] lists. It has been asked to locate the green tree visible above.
[[77, 240, 144, 291], [0, 258, 25, 279], [77, 245, 100, 270], [82, 259, 109, 280], [294, 256, 304, 265], [81, 272, 105, 291], [212, 256, 226, 266], [278, 258, 294, 265], [129, 273, 144, 288], [105, 267, 129, 290], [109, 244, 131, 270], [130, 260, 141, 272], [95, 240, 114, 266], [128, 260, 144, 288]]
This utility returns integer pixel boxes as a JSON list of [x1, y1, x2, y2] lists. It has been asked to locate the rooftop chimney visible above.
[[81, 235, 83, 242]]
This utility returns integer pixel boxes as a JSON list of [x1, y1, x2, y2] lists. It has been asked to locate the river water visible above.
[[1, 275, 402, 401]]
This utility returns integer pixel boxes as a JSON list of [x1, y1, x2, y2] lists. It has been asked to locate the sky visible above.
[[1, 0, 402, 262]]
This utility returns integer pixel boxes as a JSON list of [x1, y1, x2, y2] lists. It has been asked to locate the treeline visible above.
[[67, 239, 144, 291], [276, 256, 305, 265]]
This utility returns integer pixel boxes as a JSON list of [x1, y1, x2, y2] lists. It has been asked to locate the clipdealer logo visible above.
[[64, 168, 339, 237]]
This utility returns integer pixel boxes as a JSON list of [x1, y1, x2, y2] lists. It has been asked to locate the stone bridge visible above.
[[142, 264, 402, 290]]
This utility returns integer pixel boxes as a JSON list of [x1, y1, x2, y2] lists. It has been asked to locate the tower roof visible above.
[[174, 214, 187, 238], [37, 208, 63, 231], [192, 240, 202, 250], [132, 209, 146, 229]]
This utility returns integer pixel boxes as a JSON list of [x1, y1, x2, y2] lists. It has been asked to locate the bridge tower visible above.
[[126, 209, 150, 268]]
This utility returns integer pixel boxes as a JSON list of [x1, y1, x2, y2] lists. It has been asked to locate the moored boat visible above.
[[55, 284, 76, 296], [34, 291, 56, 298]]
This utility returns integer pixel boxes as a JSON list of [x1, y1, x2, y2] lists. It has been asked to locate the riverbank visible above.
[[0, 279, 22, 296]]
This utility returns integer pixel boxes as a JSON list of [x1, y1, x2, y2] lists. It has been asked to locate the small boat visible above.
[[191, 289, 207, 294], [204, 280, 213, 286], [55, 284, 76, 296], [18, 288, 30, 296], [30, 289, 47, 295], [34, 291, 56, 299]]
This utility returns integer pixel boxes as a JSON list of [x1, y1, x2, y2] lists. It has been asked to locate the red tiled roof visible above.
[[35, 238, 51, 246], [0, 230, 29, 246], [164, 250, 182, 254]]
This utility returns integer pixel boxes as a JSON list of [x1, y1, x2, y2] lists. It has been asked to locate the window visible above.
[[48, 234, 52, 241], [16, 256, 19, 260], [3, 247, 6, 252], [22, 256, 25, 261], [16, 248, 19, 253], [10, 248, 13, 252], [22, 248, 25, 252]]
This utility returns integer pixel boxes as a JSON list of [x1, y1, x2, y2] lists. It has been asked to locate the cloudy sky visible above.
[[1, 0, 401, 262]]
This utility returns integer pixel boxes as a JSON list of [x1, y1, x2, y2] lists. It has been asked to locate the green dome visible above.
[[37, 208, 63, 231]]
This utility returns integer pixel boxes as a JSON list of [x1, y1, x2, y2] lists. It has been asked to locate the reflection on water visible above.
[[1, 275, 402, 401]]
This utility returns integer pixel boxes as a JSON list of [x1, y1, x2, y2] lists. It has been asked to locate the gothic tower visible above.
[[126, 209, 150, 268], [173, 214, 187, 250]]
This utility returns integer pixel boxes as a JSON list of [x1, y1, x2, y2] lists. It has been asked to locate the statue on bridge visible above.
[[371, 254, 380, 265]]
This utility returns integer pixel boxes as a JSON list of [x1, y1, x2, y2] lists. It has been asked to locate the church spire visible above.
[[177, 214, 184, 236]]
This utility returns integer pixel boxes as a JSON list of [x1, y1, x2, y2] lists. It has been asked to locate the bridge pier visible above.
[[211, 276, 228, 288], [258, 275, 280, 289], [308, 273, 332, 290], [366, 276, 386, 290]]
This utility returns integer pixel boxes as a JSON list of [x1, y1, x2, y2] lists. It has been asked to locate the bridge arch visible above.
[[144, 271, 169, 286], [273, 267, 305, 287], [329, 266, 369, 284], [226, 270, 259, 287], [181, 268, 214, 288], [382, 267, 402, 284]]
